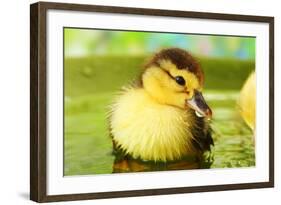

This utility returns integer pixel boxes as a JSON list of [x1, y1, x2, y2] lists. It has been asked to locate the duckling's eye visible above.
[[174, 76, 186, 86]]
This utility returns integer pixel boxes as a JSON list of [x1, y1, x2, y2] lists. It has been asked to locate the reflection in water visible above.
[[112, 151, 213, 173], [113, 159, 200, 173], [113, 159, 199, 173]]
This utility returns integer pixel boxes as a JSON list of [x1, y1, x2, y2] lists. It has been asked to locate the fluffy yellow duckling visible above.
[[238, 72, 256, 131], [109, 48, 213, 172]]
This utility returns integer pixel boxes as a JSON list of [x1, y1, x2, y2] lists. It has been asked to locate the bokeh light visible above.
[[64, 28, 255, 60]]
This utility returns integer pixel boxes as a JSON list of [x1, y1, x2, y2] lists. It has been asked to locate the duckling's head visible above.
[[142, 48, 212, 119]]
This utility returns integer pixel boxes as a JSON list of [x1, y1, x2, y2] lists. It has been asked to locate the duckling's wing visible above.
[[191, 116, 214, 152]]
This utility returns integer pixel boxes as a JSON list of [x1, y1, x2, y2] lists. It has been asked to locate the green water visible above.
[[64, 56, 255, 176]]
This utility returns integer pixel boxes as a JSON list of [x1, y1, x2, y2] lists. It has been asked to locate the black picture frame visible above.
[[30, 1, 274, 202]]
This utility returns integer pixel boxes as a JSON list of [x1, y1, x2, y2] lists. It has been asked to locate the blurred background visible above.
[[65, 28, 255, 59], [64, 28, 255, 176]]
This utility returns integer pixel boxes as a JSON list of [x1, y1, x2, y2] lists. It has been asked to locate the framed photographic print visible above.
[[30, 1, 274, 202]]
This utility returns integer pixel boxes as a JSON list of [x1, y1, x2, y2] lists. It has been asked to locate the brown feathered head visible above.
[[141, 48, 212, 119]]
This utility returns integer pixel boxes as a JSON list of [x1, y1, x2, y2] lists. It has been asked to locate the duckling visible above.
[[238, 72, 256, 131], [109, 48, 213, 172]]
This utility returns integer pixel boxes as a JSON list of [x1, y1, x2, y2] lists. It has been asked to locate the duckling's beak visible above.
[[186, 90, 212, 120]]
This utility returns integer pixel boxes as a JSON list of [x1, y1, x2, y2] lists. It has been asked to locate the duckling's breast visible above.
[[109, 88, 197, 162]]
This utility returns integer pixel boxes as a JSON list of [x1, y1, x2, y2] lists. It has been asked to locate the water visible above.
[[64, 90, 255, 176]]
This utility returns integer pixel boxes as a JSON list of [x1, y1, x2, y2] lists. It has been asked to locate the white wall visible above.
[[0, 0, 279, 204]]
